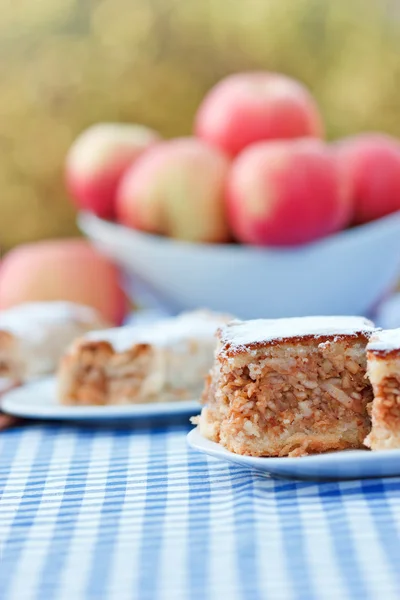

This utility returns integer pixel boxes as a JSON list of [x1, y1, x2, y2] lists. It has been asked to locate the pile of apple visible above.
[[67, 71, 400, 247], [2, 71, 400, 328]]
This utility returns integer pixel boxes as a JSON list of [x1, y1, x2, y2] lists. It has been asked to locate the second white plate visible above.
[[2, 377, 200, 421], [187, 427, 400, 480]]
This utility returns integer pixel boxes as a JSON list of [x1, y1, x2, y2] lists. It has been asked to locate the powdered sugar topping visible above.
[[83, 310, 228, 352], [368, 328, 400, 353], [220, 316, 376, 352], [0, 302, 102, 340]]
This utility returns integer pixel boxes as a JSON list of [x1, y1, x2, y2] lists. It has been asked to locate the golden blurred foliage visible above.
[[1, 0, 400, 249]]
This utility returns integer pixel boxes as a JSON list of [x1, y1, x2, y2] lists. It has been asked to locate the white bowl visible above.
[[78, 211, 400, 319]]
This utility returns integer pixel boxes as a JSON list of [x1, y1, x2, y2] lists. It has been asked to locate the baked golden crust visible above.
[[217, 316, 375, 358], [220, 333, 372, 357], [198, 318, 375, 457], [367, 348, 400, 360]]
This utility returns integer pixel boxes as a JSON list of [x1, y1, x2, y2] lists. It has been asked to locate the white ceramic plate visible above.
[[2, 377, 200, 421], [187, 426, 400, 480]]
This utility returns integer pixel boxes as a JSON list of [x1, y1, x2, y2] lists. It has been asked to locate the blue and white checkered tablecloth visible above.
[[1, 421, 400, 600]]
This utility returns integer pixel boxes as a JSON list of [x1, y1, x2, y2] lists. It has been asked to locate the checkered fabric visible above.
[[1, 422, 400, 600]]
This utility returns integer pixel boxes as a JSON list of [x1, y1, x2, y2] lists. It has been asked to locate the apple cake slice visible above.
[[364, 329, 400, 451], [197, 316, 376, 457], [58, 310, 229, 405], [0, 302, 108, 383]]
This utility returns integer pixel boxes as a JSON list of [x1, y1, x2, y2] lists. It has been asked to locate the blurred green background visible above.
[[1, 0, 400, 250]]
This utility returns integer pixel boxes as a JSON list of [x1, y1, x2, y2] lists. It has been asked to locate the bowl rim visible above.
[[78, 209, 400, 255]]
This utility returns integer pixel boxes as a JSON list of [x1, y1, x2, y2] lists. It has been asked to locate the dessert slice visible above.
[[58, 310, 229, 405], [197, 316, 376, 457], [0, 302, 108, 383], [364, 329, 400, 450]]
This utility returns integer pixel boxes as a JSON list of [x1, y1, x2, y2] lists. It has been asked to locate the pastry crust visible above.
[[196, 316, 376, 457], [0, 302, 108, 382], [364, 329, 400, 450], [58, 310, 230, 405]]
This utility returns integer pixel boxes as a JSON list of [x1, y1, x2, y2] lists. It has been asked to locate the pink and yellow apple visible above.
[[334, 133, 400, 224], [116, 137, 231, 243], [66, 123, 160, 219], [226, 139, 351, 246], [0, 239, 127, 324], [195, 72, 323, 157]]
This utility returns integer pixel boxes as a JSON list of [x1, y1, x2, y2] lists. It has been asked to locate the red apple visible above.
[[116, 137, 231, 243], [195, 72, 323, 157], [0, 239, 127, 324], [226, 139, 351, 246], [66, 123, 160, 219], [334, 133, 400, 224]]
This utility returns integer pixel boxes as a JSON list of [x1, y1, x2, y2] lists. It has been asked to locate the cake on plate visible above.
[[0, 302, 107, 383], [196, 316, 376, 457], [364, 329, 400, 451], [58, 310, 229, 405]]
